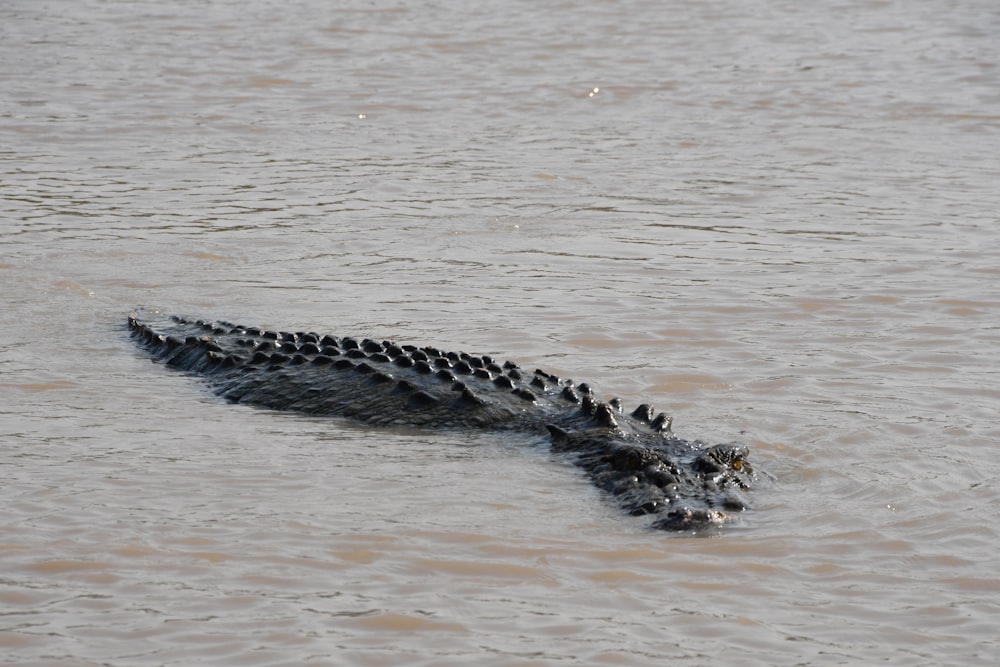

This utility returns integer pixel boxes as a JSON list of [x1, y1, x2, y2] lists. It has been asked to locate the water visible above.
[[2, 0, 999, 665]]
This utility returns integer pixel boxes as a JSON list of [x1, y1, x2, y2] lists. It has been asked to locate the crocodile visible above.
[[127, 308, 755, 532]]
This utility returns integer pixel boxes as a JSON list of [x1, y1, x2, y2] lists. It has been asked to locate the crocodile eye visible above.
[[732, 459, 743, 471]]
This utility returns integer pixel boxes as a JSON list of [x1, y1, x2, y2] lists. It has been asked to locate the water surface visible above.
[[2, 1, 999, 665]]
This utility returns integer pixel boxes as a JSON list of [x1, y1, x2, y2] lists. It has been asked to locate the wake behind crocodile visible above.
[[127, 308, 756, 532]]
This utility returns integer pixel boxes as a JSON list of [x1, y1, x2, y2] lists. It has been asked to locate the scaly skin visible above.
[[128, 308, 755, 531]]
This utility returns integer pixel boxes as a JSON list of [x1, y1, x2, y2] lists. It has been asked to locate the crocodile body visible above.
[[127, 308, 754, 531]]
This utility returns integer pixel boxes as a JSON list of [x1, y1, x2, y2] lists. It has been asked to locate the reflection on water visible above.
[[2, 0, 999, 665]]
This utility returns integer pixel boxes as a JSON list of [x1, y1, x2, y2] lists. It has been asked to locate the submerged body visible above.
[[127, 308, 754, 531]]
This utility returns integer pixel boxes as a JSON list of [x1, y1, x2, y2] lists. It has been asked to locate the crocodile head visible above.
[[547, 424, 754, 532]]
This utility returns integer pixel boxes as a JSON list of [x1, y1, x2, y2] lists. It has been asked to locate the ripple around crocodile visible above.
[[127, 308, 756, 532]]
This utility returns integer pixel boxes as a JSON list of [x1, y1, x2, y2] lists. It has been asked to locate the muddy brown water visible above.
[[2, 1, 998, 665]]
